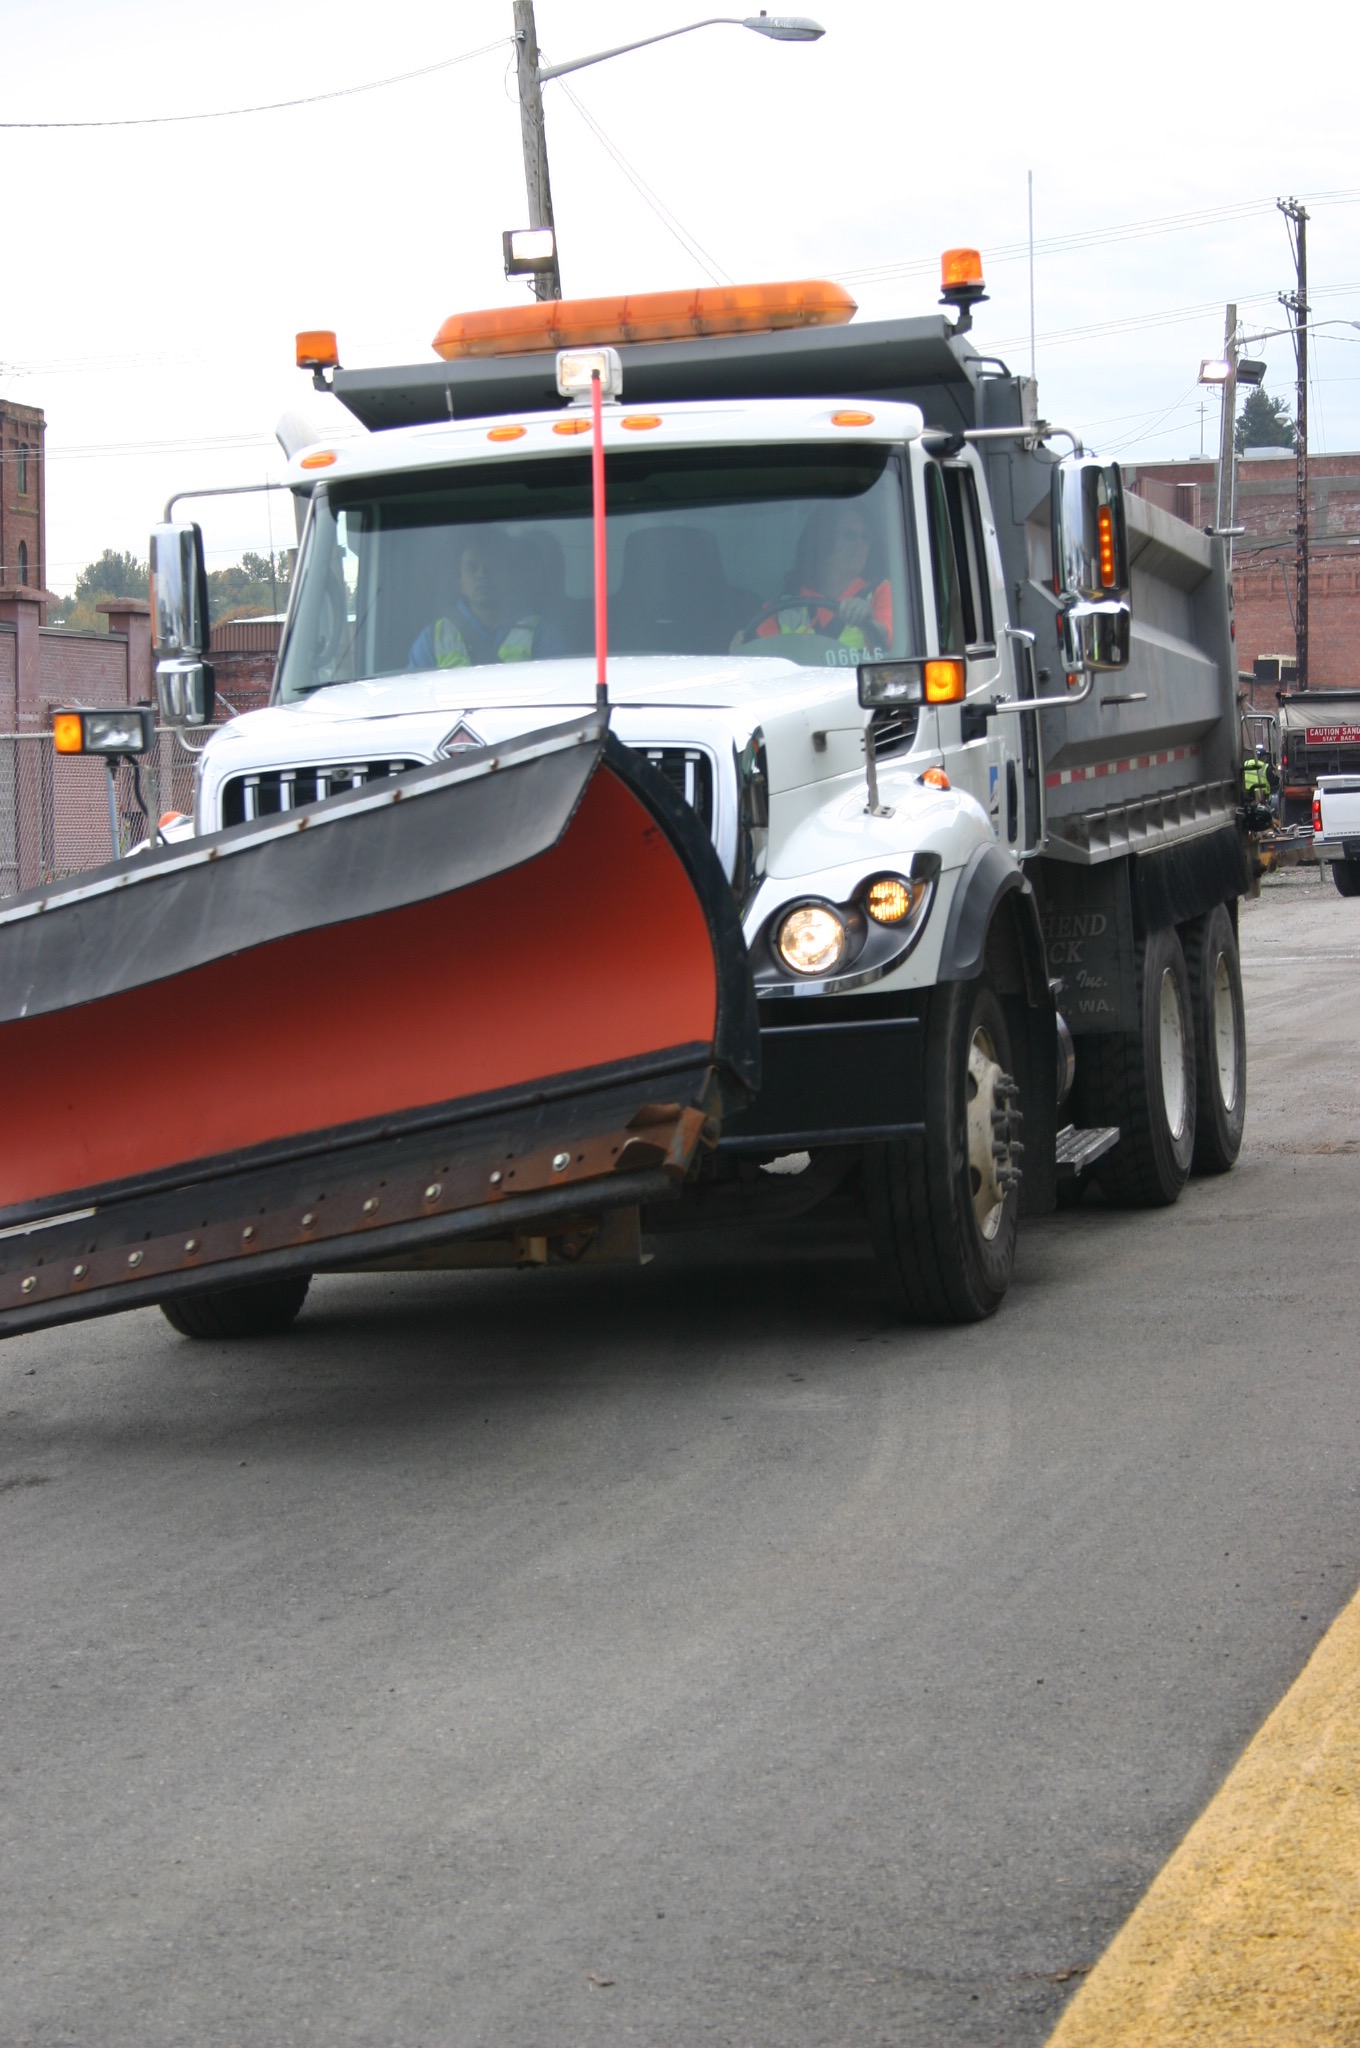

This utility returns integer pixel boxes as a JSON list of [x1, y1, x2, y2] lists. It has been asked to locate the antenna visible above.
[[1027, 170, 1036, 381]]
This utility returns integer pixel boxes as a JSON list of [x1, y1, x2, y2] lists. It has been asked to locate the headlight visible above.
[[775, 903, 848, 976]]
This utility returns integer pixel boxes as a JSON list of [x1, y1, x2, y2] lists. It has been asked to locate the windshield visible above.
[[276, 443, 919, 700]]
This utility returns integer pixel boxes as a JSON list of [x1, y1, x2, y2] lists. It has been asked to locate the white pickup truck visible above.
[[1312, 776, 1360, 895]]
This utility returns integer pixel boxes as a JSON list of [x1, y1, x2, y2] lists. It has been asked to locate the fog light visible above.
[[866, 876, 915, 924], [776, 903, 847, 975]]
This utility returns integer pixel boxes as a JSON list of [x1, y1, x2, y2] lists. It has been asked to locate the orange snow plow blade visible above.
[[0, 717, 756, 1337]]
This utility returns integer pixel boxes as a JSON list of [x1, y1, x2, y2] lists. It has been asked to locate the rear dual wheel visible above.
[[1183, 905, 1246, 1174], [1080, 925, 1196, 1207], [865, 976, 1022, 1323]]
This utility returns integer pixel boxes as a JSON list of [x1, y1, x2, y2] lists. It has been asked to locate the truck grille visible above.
[[631, 746, 714, 834], [871, 705, 919, 756], [221, 745, 714, 836], [222, 759, 420, 826]]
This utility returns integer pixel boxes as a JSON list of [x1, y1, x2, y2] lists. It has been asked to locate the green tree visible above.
[[207, 549, 294, 624], [1235, 388, 1296, 454], [49, 549, 149, 629]]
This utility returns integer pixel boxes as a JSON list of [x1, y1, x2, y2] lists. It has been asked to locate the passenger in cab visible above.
[[736, 503, 893, 654], [408, 530, 566, 671]]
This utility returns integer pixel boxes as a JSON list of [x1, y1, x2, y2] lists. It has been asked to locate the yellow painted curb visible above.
[[1046, 1582, 1360, 2046]]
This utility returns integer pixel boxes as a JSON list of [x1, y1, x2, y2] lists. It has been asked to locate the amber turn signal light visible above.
[[923, 658, 966, 704]]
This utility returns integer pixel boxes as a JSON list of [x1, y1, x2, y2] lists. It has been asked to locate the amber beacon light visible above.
[[432, 281, 857, 362], [939, 248, 988, 332]]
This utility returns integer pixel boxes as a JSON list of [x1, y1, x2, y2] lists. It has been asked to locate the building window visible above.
[[16, 445, 28, 496], [18, 540, 29, 585]]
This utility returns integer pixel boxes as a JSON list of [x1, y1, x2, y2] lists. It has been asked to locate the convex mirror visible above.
[[150, 522, 210, 657], [1051, 456, 1131, 672]]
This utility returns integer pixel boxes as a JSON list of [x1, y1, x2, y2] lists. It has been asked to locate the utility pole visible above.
[[1279, 197, 1309, 688], [1214, 302, 1239, 556], [512, 1, 563, 301]]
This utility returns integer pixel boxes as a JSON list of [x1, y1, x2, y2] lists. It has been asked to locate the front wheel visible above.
[[864, 977, 1022, 1323], [1332, 859, 1360, 897], [160, 1273, 311, 1340]]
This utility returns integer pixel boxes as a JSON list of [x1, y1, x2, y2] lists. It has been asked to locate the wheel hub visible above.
[[966, 1029, 1022, 1241]]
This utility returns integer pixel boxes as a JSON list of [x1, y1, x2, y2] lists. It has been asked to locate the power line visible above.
[[833, 190, 1360, 291], [0, 37, 509, 129], [555, 78, 732, 286]]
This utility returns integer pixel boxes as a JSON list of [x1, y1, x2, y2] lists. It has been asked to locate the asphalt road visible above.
[[4, 868, 1359, 2048]]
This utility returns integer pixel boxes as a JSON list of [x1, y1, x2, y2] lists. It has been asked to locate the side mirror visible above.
[[1051, 456, 1131, 671], [150, 522, 210, 657], [1058, 601, 1130, 673], [155, 657, 216, 728]]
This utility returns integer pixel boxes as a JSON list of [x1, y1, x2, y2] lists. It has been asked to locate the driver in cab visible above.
[[733, 504, 893, 655]]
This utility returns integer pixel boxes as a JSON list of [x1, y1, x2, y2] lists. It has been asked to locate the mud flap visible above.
[[0, 716, 757, 1338]]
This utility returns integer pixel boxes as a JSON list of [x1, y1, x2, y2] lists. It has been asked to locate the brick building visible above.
[[0, 399, 46, 598], [1124, 450, 1360, 702]]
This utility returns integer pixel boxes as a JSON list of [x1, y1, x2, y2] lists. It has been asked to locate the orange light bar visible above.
[[299, 450, 338, 470], [53, 713, 83, 756], [941, 248, 985, 292], [432, 280, 857, 362], [831, 409, 875, 427], [296, 329, 339, 371], [923, 658, 966, 704], [1097, 504, 1117, 586]]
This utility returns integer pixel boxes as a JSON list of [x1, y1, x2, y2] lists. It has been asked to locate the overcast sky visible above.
[[3, 0, 1355, 592]]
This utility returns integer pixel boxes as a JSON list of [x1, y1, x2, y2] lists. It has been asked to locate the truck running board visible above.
[[0, 717, 757, 1339], [1055, 1124, 1121, 1178]]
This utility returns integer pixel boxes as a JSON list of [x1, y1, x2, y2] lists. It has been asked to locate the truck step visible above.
[[1055, 1124, 1120, 1178]]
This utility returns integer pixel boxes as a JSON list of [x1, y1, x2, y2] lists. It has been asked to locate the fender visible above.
[[937, 842, 1032, 985]]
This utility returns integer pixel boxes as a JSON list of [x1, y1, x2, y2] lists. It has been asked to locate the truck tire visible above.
[[1082, 926, 1196, 1208], [1332, 859, 1360, 897], [159, 1274, 311, 1340], [864, 976, 1021, 1323], [1183, 904, 1246, 1175]]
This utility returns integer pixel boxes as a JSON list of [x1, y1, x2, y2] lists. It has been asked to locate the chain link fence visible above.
[[0, 730, 207, 900]]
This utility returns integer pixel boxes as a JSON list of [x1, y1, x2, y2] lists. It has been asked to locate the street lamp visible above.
[[510, 3, 825, 301]]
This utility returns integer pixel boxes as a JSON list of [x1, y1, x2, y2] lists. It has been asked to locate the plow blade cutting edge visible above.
[[0, 716, 757, 1338]]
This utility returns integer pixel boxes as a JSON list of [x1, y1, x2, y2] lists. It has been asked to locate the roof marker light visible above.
[[832, 409, 875, 427], [620, 414, 662, 431], [487, 424, 527, 442], [553, 416, 593, 436], [299, 450, 338, 470]]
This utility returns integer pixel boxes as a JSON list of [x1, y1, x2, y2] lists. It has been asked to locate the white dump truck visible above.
[[0, 263, 1252, 1342]]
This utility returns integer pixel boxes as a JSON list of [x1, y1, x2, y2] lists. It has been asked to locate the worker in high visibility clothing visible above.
[[409, 531, 566, 671], [1242, 746, 1272, 803], [737, 503, 893, 654]]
